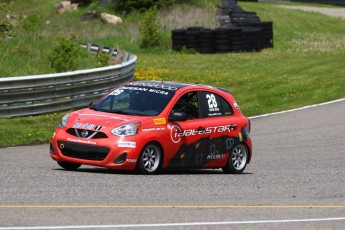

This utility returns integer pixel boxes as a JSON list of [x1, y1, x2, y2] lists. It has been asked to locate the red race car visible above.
[[50, 80, 252, 174]]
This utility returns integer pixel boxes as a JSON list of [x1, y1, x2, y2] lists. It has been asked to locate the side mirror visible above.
[[169, 112, 187, 122]]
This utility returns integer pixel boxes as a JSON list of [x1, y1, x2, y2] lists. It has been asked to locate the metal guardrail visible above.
[[0, 45, 137, 117]]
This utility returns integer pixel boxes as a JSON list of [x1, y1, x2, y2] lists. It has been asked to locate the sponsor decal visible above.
[[73, 123, 102, 131], [206, 143, 225, 160], [154, 118, 166, 125], [127, 82, 178, 91], [168, 135, 236, 168], [73, 123, 82, 128], [113, 86, 169, 95], [170, 125, 182, 143], [126, 159, 137, 163], [226, 138, 235, 150], [206, 154, 226, 160], [234, 101, 239, 109], [67, 138, 96, 145], [208, 112, 222, 117], [148, 88, 169, 95], [110, 89, 124, 95], [206, 93, 220, 112], [122, 86, 149, 92], [170, 124, 236, 143], [142, 127, 165, 132], [118, 141, 136, 148]]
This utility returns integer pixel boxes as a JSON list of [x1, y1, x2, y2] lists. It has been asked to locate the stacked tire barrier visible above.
[[199, 29, 216, 54], [171, 29, 186, 52], [228, 9, 273, 49], [171, 0, 273, 53]]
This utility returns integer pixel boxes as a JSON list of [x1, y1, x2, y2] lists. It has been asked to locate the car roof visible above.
[[126, 80, 230, 93]]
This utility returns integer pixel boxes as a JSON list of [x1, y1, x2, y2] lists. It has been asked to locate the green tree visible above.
[[139, 6, 161, 48], [49, 34, 81, 72]]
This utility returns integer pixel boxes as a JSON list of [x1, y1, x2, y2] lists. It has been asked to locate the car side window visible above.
[[172, 92, 199, 119], [199, 91, 233, 118]]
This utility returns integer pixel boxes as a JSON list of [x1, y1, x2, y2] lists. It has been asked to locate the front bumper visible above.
[[50, 130, 141, 170]]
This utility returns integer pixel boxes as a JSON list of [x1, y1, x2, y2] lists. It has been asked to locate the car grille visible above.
[[66, 128, 108, 139], [58, 141, 110, 161]]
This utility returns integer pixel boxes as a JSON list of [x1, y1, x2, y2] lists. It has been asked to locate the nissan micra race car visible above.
[[50, 80, 252, 174]]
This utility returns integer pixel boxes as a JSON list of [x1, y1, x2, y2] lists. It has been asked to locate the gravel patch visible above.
[[278, 5, 345, 19]]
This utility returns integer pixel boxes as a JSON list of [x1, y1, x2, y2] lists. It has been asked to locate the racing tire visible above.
[[137, 143, 162, 174], [222, 143, 248, 174], [57, 161, 81, 170]]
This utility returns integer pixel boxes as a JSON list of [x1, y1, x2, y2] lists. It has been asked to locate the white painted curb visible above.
[[250, 98, 345, 119]]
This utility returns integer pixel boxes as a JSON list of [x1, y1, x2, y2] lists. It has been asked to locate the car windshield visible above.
[[90, 85, 175, 116]]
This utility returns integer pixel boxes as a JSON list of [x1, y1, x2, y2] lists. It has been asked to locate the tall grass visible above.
[[159, 6, 218, 30]]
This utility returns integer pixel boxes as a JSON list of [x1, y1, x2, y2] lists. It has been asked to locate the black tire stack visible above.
[[186, 27, 201, 51], [241, 27, 263, 52], [214, 28, 231, 53], [198, 29, 216, 54], [171, 26, 264, 53], [218, 0, 239, 26], [230, 11, 260, 25], [229, 27, 243, 52], [171, 29, 187, 51], [248, 21, 273, 48], [171, 0, 274, 53], [261, 22, 273, 48], [226, 0, 273, 50]]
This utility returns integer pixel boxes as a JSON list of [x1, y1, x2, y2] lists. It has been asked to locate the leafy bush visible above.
[[48, 34, 81, 72], [95, 52, 110, 67], [20, 14, 42, 33], [139, 6, 161, 48], [0, 1, 13, 38], [0, 21, 13, 38]]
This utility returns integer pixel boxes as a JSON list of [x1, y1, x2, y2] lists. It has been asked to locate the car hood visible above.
[[67, 108, 150, 130]]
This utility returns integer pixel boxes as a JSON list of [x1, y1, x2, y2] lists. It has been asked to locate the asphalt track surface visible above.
[[1, 99, 345, 229]]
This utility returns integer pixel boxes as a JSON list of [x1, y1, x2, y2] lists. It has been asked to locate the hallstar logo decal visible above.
[[170, 124, 235, 143]]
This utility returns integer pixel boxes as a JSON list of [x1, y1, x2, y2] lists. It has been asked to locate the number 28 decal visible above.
[[206, 94, 219, 112]]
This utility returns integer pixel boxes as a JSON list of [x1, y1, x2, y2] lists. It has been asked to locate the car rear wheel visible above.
[[138, 143, 162, 174], [57, 161, 81, 171], [222, 143, 248, 174]]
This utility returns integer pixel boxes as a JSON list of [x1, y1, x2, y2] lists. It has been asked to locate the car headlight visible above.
[[59, 113, 70, 128], [111, 123, 141, 136]]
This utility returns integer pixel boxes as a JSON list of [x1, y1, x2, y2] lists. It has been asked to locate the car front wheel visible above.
[[137, 143, 162, 174], [222, 143, 248, 174], [57, 161, 81, 171]]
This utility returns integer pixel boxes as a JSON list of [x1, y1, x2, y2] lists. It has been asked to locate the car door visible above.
[[196, 91, 239, 166], [167, 91, 210, 168]]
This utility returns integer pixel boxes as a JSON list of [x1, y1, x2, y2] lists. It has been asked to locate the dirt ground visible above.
[[278, 5, 345, 19]]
